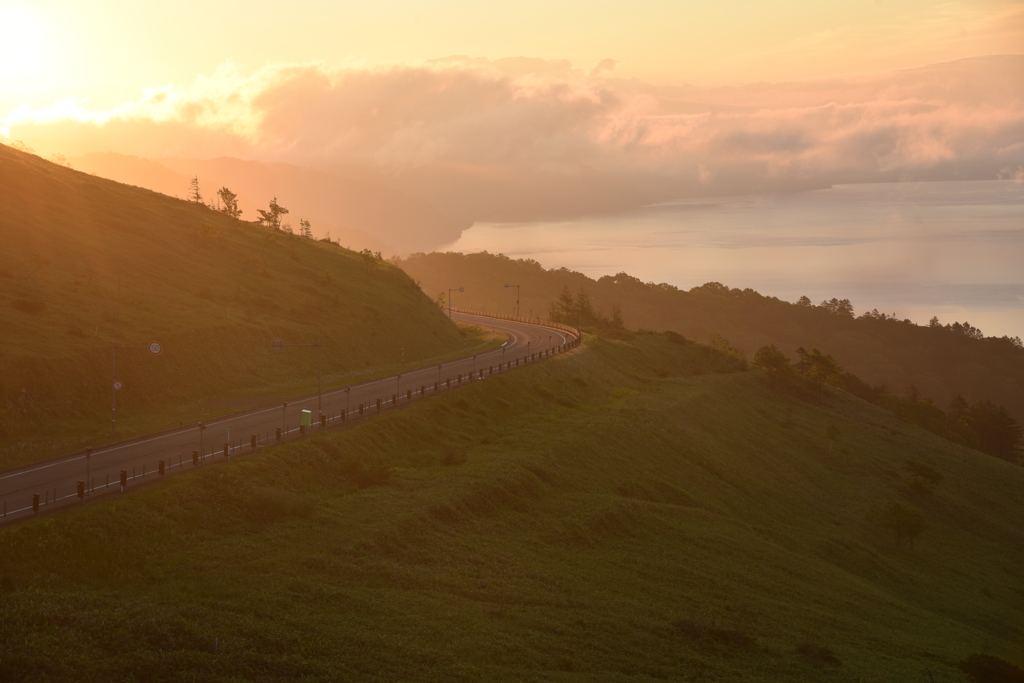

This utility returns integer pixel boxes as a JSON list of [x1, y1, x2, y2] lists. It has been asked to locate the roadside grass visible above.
[[0, 332, 1021, 681], [0, 144, 480, 467]]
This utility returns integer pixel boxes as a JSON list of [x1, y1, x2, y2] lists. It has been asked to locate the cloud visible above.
[[4, 54, 1024, 219]]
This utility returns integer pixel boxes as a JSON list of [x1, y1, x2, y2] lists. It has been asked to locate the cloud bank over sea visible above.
[[4, 54, 1023, 220]]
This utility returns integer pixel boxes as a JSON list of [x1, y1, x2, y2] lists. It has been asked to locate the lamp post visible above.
[[448, 287, 464, 318], [504, 284, 520, 317], [271, 338, 322, 418]]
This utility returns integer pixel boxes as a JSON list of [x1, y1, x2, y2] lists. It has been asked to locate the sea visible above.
[[440, 180, 1024, 339]]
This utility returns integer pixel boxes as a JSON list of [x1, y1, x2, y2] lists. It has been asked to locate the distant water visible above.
[[441, 180, 1024, 338]]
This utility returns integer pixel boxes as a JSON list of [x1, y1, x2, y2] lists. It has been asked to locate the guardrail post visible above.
[[359, 403, 364, 416], [159, 460, 165, 477], [407, 389, 412, 401], [376, 398, 381, 412], [223, 443, 229, 459], [33, 493, 39, 513], [120, 470, 127, 492], [193, 450, 199, 467], [77, 481, 85, 500], [300, 425, 306, 436], [276, 427, 282, 441]]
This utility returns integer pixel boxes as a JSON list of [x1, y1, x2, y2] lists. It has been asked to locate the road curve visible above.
[[0, 312, 579, 526]]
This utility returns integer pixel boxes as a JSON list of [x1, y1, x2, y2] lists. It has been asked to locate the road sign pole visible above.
[[317, 340, 322, 419]]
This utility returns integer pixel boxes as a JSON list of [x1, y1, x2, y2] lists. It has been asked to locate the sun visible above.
[[0, 6, 49, 87]]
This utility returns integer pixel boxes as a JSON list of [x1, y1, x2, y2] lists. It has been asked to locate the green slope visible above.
[[1, 333, 1020, 681], [399, 250, 1024, 431], [0, 143, 477, 467]]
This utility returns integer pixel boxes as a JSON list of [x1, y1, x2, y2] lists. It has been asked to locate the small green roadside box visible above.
[[299, 409, 312, 427]]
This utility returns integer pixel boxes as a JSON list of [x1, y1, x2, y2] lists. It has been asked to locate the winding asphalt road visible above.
[[0, 312, 578, 526]]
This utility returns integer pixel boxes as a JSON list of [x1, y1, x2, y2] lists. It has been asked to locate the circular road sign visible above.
[[271, 338, 284, 352], [113, 381, 123, 391], [459, 287, 464, 292], [148, 341, 163, 356]]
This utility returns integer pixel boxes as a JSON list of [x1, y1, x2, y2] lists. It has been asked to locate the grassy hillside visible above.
[[69, 152, 467, 253], [0, 143, 480, 467], [1, 332, 1021, 681], [400, 251, 1024, 429]]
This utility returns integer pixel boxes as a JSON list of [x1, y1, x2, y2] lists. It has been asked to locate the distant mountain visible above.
[[70, 153, 469, 254]]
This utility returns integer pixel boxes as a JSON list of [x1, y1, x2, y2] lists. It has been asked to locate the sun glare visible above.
[[0, 6, 49, 87]]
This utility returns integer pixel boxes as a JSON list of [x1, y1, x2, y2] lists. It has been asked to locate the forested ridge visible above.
[[400, 251, 1024, 459]]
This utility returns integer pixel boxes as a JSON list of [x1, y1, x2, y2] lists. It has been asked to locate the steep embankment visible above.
[[0, 333, 1020, 682], [400, 251, 1024, 429], [0, 143, 469, 467]]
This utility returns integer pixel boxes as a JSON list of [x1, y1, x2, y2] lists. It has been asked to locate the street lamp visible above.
[[448, 287, 464, 318], [271, 338, 323, 417], [504, 284, 520, 317]]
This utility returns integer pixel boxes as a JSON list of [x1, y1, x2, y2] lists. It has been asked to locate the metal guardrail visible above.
[[0, 311, 582, 525], [448, 306, 583, 343]]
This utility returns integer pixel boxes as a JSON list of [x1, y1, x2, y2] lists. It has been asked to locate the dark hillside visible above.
[[400, 251, 1024, 428], [0, 334, 1020, 681], [0, 143, 473, 467]]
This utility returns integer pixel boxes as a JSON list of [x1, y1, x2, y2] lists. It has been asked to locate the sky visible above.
[[2, 0, 1023, 334], [2, 0, 1022, 90]]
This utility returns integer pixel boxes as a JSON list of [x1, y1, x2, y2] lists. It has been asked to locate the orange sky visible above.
[[1, 0, 1022, 213], [1, 0, 1022, 93]]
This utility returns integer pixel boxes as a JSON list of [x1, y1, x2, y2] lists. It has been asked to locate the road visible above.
[[0, 312, 578, 525]]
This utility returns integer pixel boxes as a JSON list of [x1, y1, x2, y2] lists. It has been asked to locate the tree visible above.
[[256, 197, 289, 230], [217, 187, 242, 218], [551, 286, 575, 323], [796, 347, 842, 397], [708, 333, 748, 369], [435, 292, 446, 309], [796, 295, 812, 307], [299, 219, 313, 238], [576, 288, 597, 325], [968, 400, 1023, 462], [753, 344, 792, 377], [188, 176, 203, 203], [48, 152, 72, 168], [819, 297, 854, 317], [359, 249, 381, 275], [9, 140, 34, 154], [610, 304, 625, 329]]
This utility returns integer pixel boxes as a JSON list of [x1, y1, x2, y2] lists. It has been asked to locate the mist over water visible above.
[[442, 180, 1024, 338]]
